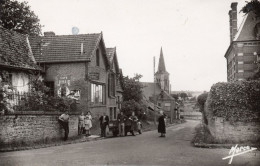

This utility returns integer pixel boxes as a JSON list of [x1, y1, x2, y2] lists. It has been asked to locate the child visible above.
[[85, 112, 92, 136], [78, 112, 85, 135]]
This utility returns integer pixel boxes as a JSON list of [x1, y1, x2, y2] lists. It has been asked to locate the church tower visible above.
[[155, 47, 170, 94]]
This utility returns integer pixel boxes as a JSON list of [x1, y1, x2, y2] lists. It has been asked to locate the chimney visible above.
[[81, 43, 83, 54], [229, 2, 238, 42], [44, 31, 55, 37]]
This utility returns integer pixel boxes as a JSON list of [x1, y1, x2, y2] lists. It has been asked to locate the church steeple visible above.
[[157, 47, 167, 73], [155, 47, 170, 94]]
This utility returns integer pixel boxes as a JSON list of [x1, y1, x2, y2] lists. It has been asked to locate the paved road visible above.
[[0, 120, 259, 166]]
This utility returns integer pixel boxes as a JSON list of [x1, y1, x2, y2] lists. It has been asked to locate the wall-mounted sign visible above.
[[88, 72, 99, 80], [57, 76, 71, 86]]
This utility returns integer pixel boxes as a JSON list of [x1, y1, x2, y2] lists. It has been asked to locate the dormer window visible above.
[[96, 49, 100, 66]]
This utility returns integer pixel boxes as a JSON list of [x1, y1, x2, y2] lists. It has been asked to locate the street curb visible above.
[[0, 137, 103, 153]]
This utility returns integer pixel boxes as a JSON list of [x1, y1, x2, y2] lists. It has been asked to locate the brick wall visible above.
[[208, 117, 260, 142], [0, 113, 79, 147]]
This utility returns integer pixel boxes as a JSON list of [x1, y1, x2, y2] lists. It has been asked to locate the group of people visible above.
[[78, 111, 93, 136], [58, 110, 166, 141]]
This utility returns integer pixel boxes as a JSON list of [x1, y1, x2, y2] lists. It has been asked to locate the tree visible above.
[[171, 94, 178, 100], [197, 92, 208, 124], [179, 92, 188, 100], [122, 74, 144, 102], [0, 0, 42, 36], [121, 74, 146, 117], [241, 0, 260, 17]]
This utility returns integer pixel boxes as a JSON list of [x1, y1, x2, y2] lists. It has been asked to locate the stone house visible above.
[[0, 27, 41, 93], [225, 2, 260, 82], [29, 32, 123, 119]]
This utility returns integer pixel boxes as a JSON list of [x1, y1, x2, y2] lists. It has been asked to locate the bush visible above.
[[197, 92, 208, 124], [206, 80, 260, 122], [121, 99, 146, 118]]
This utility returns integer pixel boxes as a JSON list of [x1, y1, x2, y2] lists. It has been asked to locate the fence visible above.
[[7, 91, 30, 111]]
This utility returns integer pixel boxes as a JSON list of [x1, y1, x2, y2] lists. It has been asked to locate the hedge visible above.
[[205, 80, 260, 122]]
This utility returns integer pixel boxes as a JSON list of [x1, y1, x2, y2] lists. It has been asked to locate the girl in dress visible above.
[[78, 112, 85, 135], [85, 111, 93, 136]]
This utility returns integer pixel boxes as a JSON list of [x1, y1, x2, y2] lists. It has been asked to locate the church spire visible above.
[[157, 47, 167, 73]]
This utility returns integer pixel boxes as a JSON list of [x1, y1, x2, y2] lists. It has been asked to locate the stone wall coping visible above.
[[3, 111, 81, 116]]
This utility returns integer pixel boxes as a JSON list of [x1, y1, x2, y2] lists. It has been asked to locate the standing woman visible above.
[[158, 110, 166, 137], [85, 111, 93, 136]]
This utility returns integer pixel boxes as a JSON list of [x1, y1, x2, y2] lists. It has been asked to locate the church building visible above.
[[141, 48, 177, 122]]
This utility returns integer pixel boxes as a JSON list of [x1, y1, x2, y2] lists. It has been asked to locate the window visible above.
[[45, 81, 54, 96], [96, 49, 100, 66], [238, 61, 244, 64], [238, 53, 243, 56], [108, 73, 116, 97], [109, 107, 113, 120], [114, 107, 117, 119], [117, 96, 121, 109], [91, 83, 105, 104], [238, 69, 244, 73]]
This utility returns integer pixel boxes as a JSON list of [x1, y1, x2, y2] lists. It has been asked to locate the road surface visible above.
[[0, 120, 259, 166]]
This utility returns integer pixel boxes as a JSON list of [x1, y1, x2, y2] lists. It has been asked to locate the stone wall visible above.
[[0, 113, 79, 147], [207, 117, 260, 143]]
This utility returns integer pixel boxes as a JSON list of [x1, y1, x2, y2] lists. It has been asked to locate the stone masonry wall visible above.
[[207, 117, 260, 143], [0, 113, 79, 147]]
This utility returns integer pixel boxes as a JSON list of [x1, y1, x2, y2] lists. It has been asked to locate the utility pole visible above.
[[153, 56, 156, 125]]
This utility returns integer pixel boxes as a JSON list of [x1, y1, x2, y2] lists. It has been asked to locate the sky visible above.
[[23, 0, 247, 91]]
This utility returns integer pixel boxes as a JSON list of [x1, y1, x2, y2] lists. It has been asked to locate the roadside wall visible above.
[[207, 117, 260, 142], [0, 112, 79, 147]]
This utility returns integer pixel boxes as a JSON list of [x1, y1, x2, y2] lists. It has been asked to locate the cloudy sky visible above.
[[24, 0, 247, 91]]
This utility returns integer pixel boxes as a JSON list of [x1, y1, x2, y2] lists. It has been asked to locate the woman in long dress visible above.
[[158, 110, 166, 137]]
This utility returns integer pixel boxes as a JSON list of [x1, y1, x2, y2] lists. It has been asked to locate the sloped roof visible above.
[[234, 12, 260, 41], [106, 47, 116, 62], [156, 47, 169, 74], [106, 47, 120, 73], [141, 82, 162, 99], [29, 33, 106, 63], [141, 82, 174, 101], [0, 27, 41, 70]]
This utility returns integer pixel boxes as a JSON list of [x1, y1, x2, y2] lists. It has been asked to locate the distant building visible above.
[[225, 2, 260, 82], [141, 48, 177, 121]]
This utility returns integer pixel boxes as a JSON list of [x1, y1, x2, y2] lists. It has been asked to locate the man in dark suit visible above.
[[99, 112, 109, 138]]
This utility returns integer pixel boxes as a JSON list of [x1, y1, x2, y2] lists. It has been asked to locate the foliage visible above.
[[171, 94, 178, 100], [121, 74, 146, 118], [248, 70, 260, 80], [121, 99, 146, 118], [179, 92, 188, 100], [205, 81, 260, 122], [241, 0, 260, 17], [0, 0, 42, 35], [197, 92, 208, 124], [0, 70, 14, 114], [122, 74, 144, 102], [17, 75, 74, 112]]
